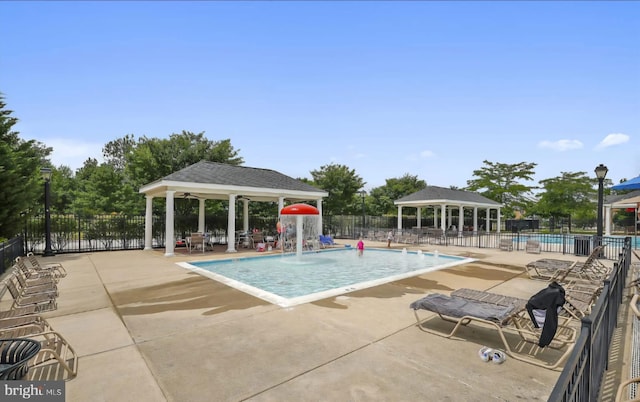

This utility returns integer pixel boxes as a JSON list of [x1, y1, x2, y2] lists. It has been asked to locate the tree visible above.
[[310, 163, 364, 215], [369, 174, 427, 215], [0, 93, 52, 239], [465, 160, 537, 218], [530, 171, 599, 232], [125, 131, 243, 189]]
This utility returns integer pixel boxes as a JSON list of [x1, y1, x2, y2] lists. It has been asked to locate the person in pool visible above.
[[357, 237, 364, 256]]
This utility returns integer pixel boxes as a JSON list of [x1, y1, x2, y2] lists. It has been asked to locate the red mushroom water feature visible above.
[[280, 203, 320, 257]]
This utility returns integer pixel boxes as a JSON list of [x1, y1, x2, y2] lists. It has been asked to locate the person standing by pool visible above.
[[357, 237, 364, 256], [387, 230, 393, 248]]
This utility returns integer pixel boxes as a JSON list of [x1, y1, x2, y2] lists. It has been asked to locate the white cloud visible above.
[[406, 149, 436, 161], [537, 139, 583, 151], [595, 133, 629, 149], [44, 138, 104, 170]]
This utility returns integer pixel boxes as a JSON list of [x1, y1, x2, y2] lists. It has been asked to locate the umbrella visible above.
[[611, 175, 640, 191]]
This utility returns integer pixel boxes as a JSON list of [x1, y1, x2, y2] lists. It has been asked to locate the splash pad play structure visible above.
[[278, 203, 320, 256]]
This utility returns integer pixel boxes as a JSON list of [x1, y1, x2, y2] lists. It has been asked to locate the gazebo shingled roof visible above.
[[395, 186, 500, 207]]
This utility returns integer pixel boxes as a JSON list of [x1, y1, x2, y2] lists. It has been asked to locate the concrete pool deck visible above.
[[1, 241, 633, 401]]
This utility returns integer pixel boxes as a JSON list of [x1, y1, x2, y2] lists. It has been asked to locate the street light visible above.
[[359, 190, 366, 237], [595, 164, 608, 250], [41, 167, 54, 257]]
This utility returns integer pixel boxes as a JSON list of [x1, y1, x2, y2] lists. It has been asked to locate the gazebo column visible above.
[[417, 207, 422, 229], [243, 198, 250, 233], [604, 206, 612, 236], [473, 207, 478, 233], [198, 198, 206, 233], [397, 206, 402, 230], [440, 205, 447, 232], [458, 205, 464, 236], [433, 207, 438, 228], [164, 190, 175, 257], [316, 199, 323, 236], [226, 194, 237, 252], [497, 208, 501, 233], [485, 208, 491, 233], [144, 195, 153, 250]]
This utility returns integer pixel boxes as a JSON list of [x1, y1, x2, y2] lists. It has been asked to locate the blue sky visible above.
[[2, 1, 639, 190]]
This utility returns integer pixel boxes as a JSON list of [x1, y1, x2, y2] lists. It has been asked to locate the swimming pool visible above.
[[179, 248, 474, 307]]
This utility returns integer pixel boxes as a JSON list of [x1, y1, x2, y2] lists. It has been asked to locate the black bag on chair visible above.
[[525, 281, 566, 347]]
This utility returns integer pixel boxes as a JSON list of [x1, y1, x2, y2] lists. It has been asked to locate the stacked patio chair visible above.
[[0, 256, 78, 381], [26, 252, 67, 279]]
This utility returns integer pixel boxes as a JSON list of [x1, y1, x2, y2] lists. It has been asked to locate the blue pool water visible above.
[[180, 248, 473, 307], [516, 234, 639, 247]]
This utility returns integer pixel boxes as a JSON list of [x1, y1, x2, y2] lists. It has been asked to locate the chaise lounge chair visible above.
[[525, 245, 607, 283], [26, 252, 67, 278], [452, 285, 594, 321], [14, 257, 61, 283], [3, 279, 57, 313], [410, 291, 576, 370]]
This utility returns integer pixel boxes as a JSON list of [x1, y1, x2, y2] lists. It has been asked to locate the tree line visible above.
[[1, 93, 635, 241]]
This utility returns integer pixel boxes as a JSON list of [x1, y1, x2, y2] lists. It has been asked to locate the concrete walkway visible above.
[[0, 242, 623, 401]]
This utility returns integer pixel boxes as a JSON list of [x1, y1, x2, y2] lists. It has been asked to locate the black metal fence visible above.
[[21, 214, 636, 259], [548, 237, 632, 402], [0, 236, 24, 276]]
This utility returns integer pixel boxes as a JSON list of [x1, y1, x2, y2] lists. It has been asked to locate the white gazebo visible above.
[[603, 191, 640, 236], [139, 161, 328, 256], [394, 186, 503, 235]]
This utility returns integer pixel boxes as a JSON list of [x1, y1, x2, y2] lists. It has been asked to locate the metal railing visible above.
[[548, 237, 632, 401], [21, 213, 636, 259], [0, 236, 24, 276]]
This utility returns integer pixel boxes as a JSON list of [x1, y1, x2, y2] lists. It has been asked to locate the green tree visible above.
[[531, 171, 599, 231], [369, 174, 427, 215], [465, 160, 537, 218], [310, 163, 364, 215], [125, 131, 243, 188], [0, 94, 51, 239]]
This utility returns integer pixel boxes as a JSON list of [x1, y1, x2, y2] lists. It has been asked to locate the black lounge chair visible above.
[[0, 338, 41, 380]]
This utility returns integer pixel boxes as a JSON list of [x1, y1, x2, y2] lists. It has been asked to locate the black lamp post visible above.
[[595, 164, 608, 246], [41, 167, 54, 257], [360, 190, 366, 237]]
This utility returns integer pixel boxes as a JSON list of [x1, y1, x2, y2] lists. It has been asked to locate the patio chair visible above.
[[550, 245, 611, 283], [3, 278, 57, 312], [14, 256, 62, 283], [410, 292, 576, 370], [0, 306, 38, 320], [452, 285, 592, 321], [499, 238, 513, 251], [25, 253, 67, 279], [188, 232, 206, 254], [11, 270, 58, 298], [526, 239, 541, 254], [319, 235, 337, 248], [525, 258, 577, 281], [615, 376, 640, 402], [1, 325, 78, 381], [0, 314, 52, 337], [0, 338, 42, 380]]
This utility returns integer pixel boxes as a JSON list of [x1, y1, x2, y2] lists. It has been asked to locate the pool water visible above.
[[180, 248, 473, 307]]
